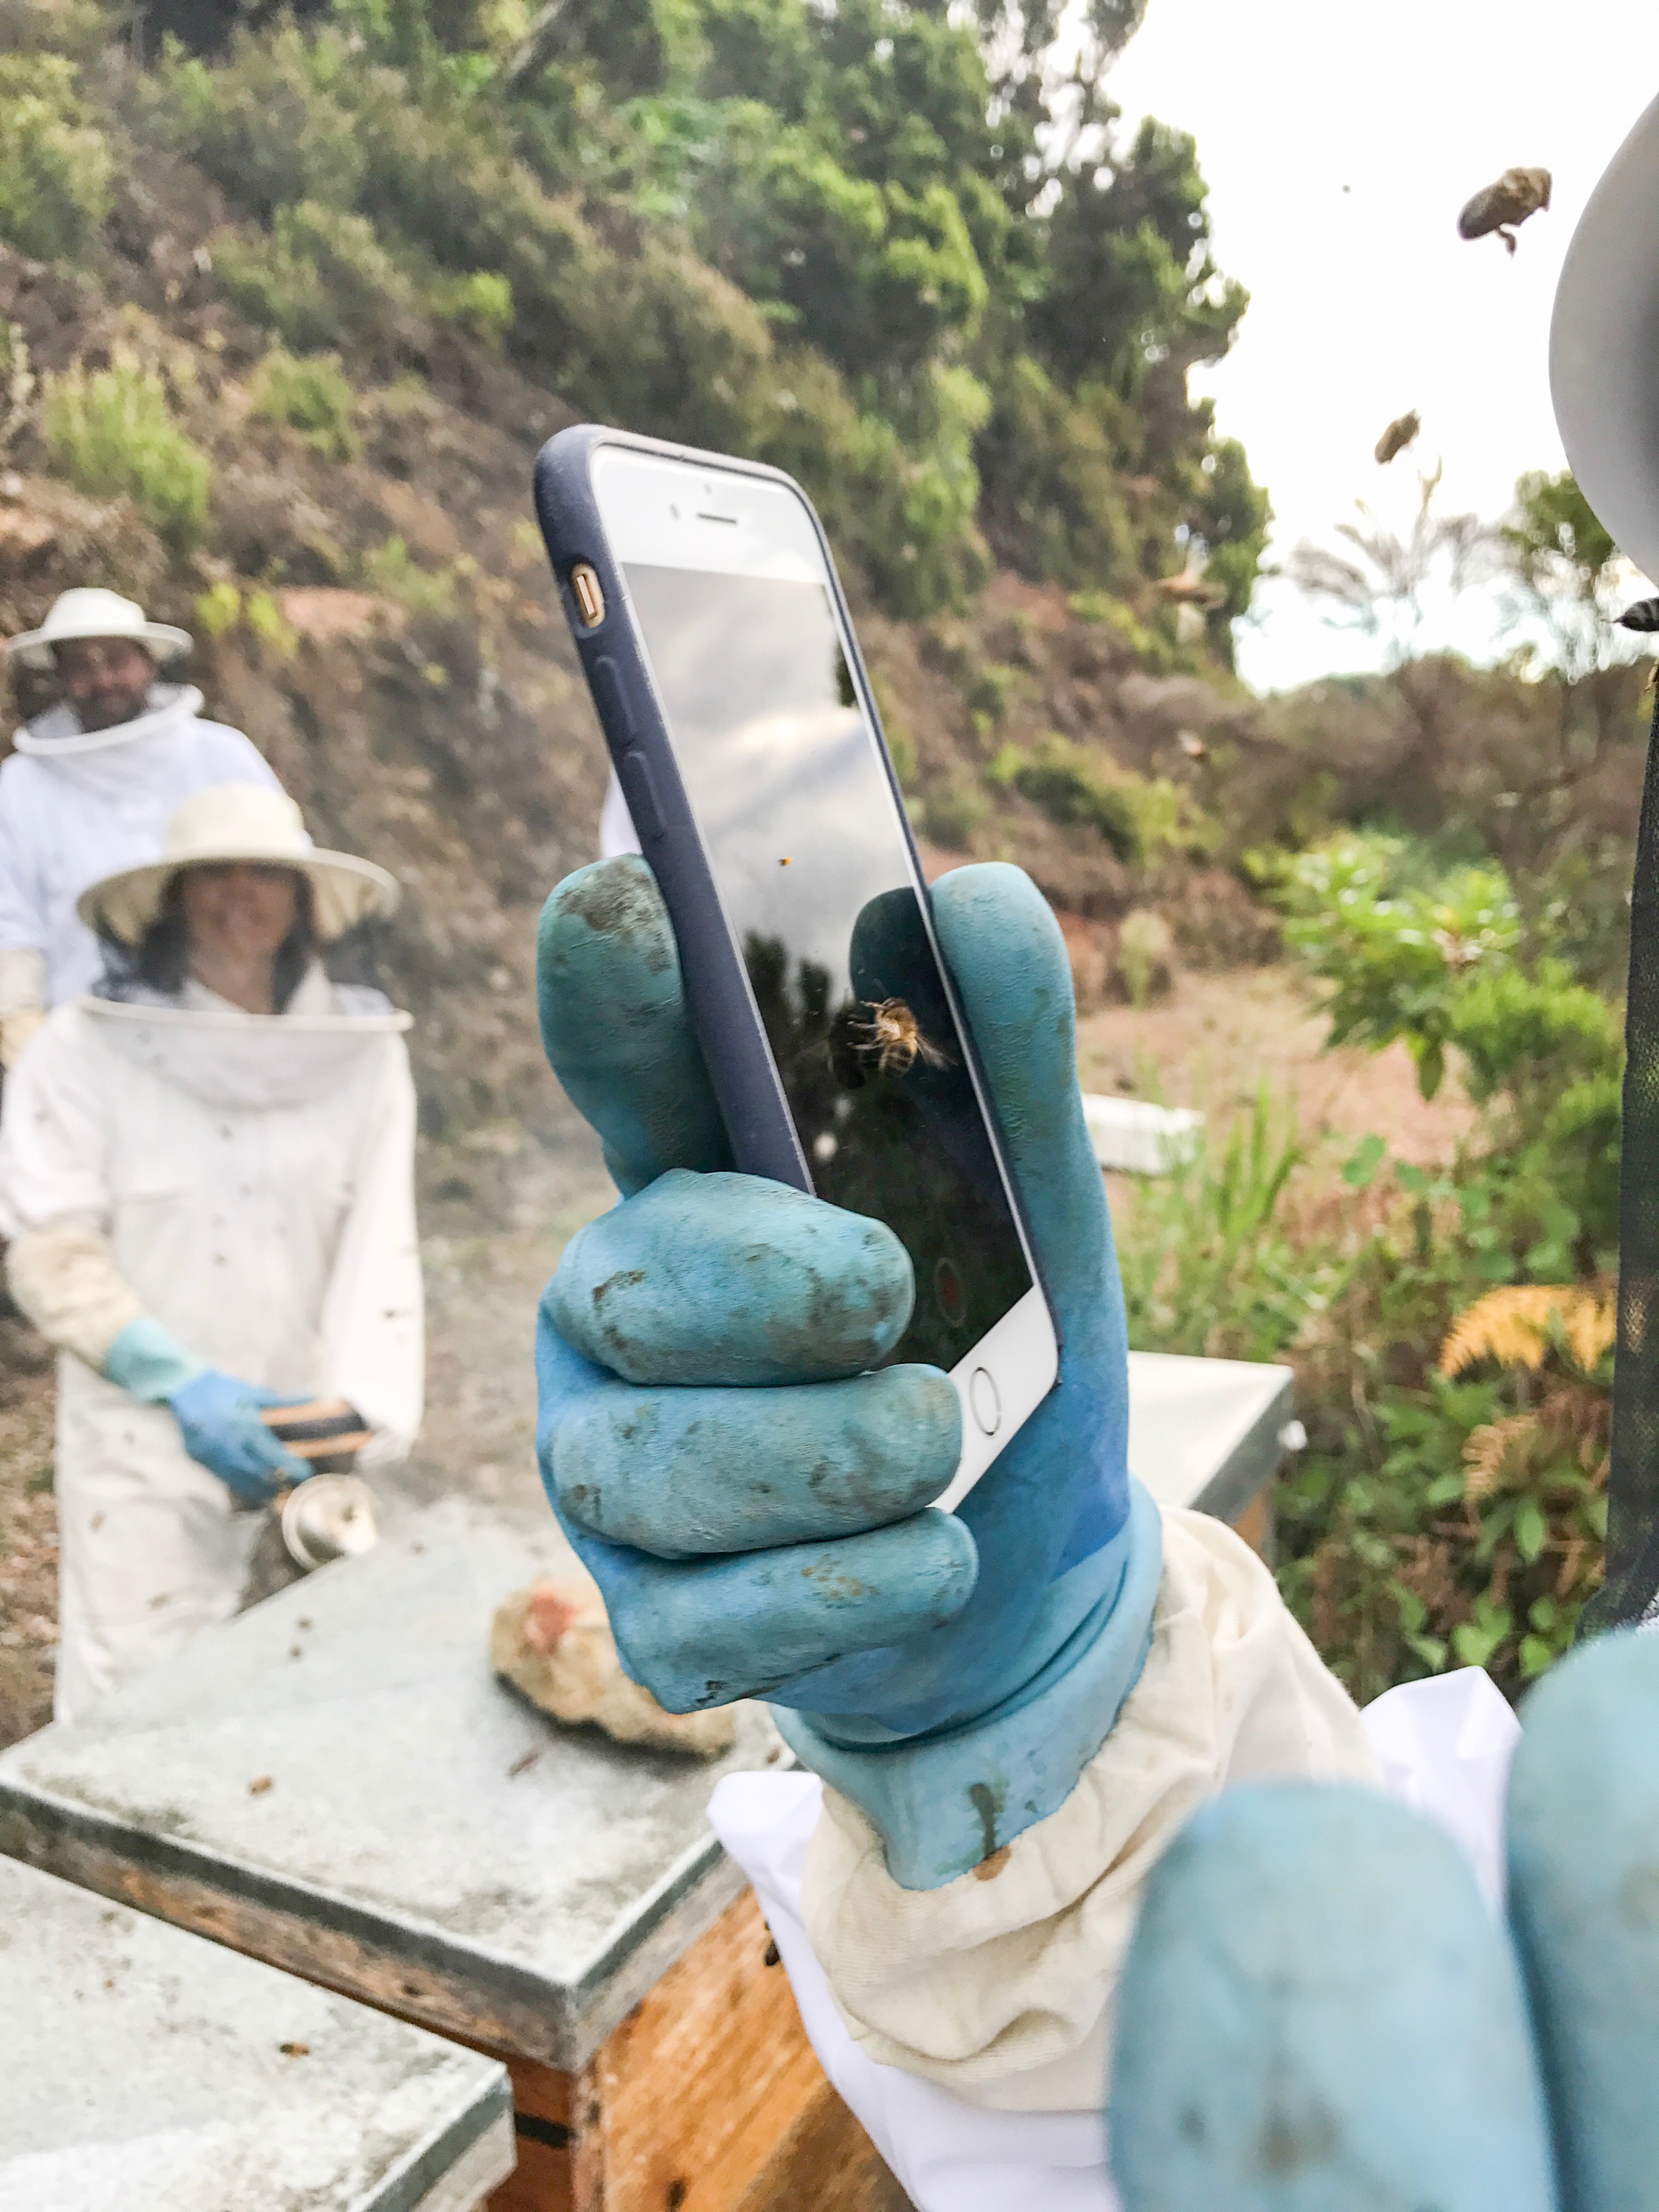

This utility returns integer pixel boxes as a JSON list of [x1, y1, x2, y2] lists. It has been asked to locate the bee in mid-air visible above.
[[1458, 167, 1551, 255], [1374, 410, 1421, 466], [852, 998, 952, 1077]]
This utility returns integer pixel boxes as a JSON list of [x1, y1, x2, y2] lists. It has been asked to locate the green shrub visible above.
[[429, 268, 514, 346], [990, 736, 1136, 856], [365, 534, 458, 615], [42, 360, 210, 547], [147, 27, 364, 221], [921, 781, 987, 849], [1273, 830, 1623, 1261], [243, 588, 298, 658], [250, 347, 359, 459], [195, 579, 242, 636], [0, 53, 111, 262], [1276, 831, 1523, 1098], [1275, 1210, 1612, 1705], [1244, 825, 1624, 1702], [131, 1, 1259, 633], [216, 202, 422, 359]]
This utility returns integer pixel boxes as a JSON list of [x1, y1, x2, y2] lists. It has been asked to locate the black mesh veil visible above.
[[1586, 683, 1659, 1633]]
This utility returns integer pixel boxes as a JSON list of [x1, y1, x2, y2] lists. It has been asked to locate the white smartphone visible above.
[[536, 429, 1059, 1509]]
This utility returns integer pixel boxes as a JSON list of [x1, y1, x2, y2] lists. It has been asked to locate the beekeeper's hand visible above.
[[103, 1317, 307, 1505], [167, 1371, 312, 1504], [535, 858, 1162, 1886], [1110, 1630, 1659, 2212]]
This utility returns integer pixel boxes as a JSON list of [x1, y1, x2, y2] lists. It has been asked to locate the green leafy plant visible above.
[[921, 781, 988, 850], [365, 533, 458, 616], [194, 580, 243, 637], [249, 347, 359, 459], [1274, 831, 1521, 1098], [430, 268, 513, 346], [1117, 1088, 1348, 1363], [1254, 827, 1624, 1704], [0, 54, 111, 262], [42, 360, 211, 549], [243, 588, 298, 658], [136, 1, 1265, 639], [990, 735, 1142, 858], [216, 201, 422, 358]]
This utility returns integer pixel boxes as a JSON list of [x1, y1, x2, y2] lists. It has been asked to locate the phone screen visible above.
[[622, 561, 1034, 1372]]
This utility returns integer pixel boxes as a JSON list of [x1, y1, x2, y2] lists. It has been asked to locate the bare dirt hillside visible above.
[[0, 201, 1279, 1129]]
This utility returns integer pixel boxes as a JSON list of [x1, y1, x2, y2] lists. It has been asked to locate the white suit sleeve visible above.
[[197, 720, 285, 793], [7, 1215, 142, 1368], [0, 1006, 114, 1233], [0, 765, 46, 956], [320, 1035, 423, 1465], [0, 1007, 142, 1368], [0, 947, 47, 1067], [799, 1508, 1380, 2113]]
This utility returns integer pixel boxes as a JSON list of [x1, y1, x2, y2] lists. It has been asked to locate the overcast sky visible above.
[[1105, 2, 1655, 692]]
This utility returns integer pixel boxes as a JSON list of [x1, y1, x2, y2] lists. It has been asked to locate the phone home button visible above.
[[967, 1366, 1001, 1438]]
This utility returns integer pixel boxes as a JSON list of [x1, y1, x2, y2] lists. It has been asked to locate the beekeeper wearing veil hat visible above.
[[0, 783, 422, 1722], [1551, 85, 1659, 1640], [0, 587, 282, 1068]]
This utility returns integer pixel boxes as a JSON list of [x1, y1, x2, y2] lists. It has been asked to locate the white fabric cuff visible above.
[[799, 1506, 1381, 2112], [708, 1667, 1520, 2212], [0, 946, 46, 1019], [7, 1217, 146, 1371]]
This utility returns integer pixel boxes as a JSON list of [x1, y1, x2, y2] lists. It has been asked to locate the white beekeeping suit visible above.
[[0, 590, 281, 1055], [0, 790, 422, 1722]]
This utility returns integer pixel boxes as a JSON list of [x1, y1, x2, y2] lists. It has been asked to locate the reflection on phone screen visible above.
[[624, 563, 1034, 1370]]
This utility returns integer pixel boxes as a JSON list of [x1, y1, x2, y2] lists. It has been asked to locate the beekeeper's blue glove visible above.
[[1110, 1630, 1659, 2212], [535, 858, 1163, 1886], [104, 1317, 308, 1506]]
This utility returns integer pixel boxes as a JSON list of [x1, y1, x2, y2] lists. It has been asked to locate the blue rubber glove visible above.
[[535, 857, 1164, 1885], [1110, 1630, 1659, 2212], [104, 1317, 308, 1506]]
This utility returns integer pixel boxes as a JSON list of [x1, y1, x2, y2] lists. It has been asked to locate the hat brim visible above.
[[6, 620, 192, 670], [77, 848, 400, 947], [1551, 89, 1659, 586]]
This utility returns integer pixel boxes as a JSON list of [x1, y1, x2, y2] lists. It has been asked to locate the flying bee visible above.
[[1457, 167, 1551, 254], [1155, 569, 1228, 611], [1374, 410, 1421, 466], [851, 998, 953, 1077]]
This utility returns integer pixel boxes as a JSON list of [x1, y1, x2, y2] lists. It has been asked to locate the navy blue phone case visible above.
[[532, 423, 980, 1206]]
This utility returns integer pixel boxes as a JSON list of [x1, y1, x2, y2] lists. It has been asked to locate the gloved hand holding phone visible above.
[[536, 855, 1164, 1886], [103, 1316, 310, 1505]]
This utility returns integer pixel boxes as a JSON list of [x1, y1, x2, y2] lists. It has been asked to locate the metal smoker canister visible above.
[[281, 1474, 380, 1571]]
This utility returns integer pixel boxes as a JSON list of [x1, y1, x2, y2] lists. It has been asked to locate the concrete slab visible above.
[[0, 1853, 512, 2212], [0, 1354, 1289, 2085], [0, 1497, 785, 2071]]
